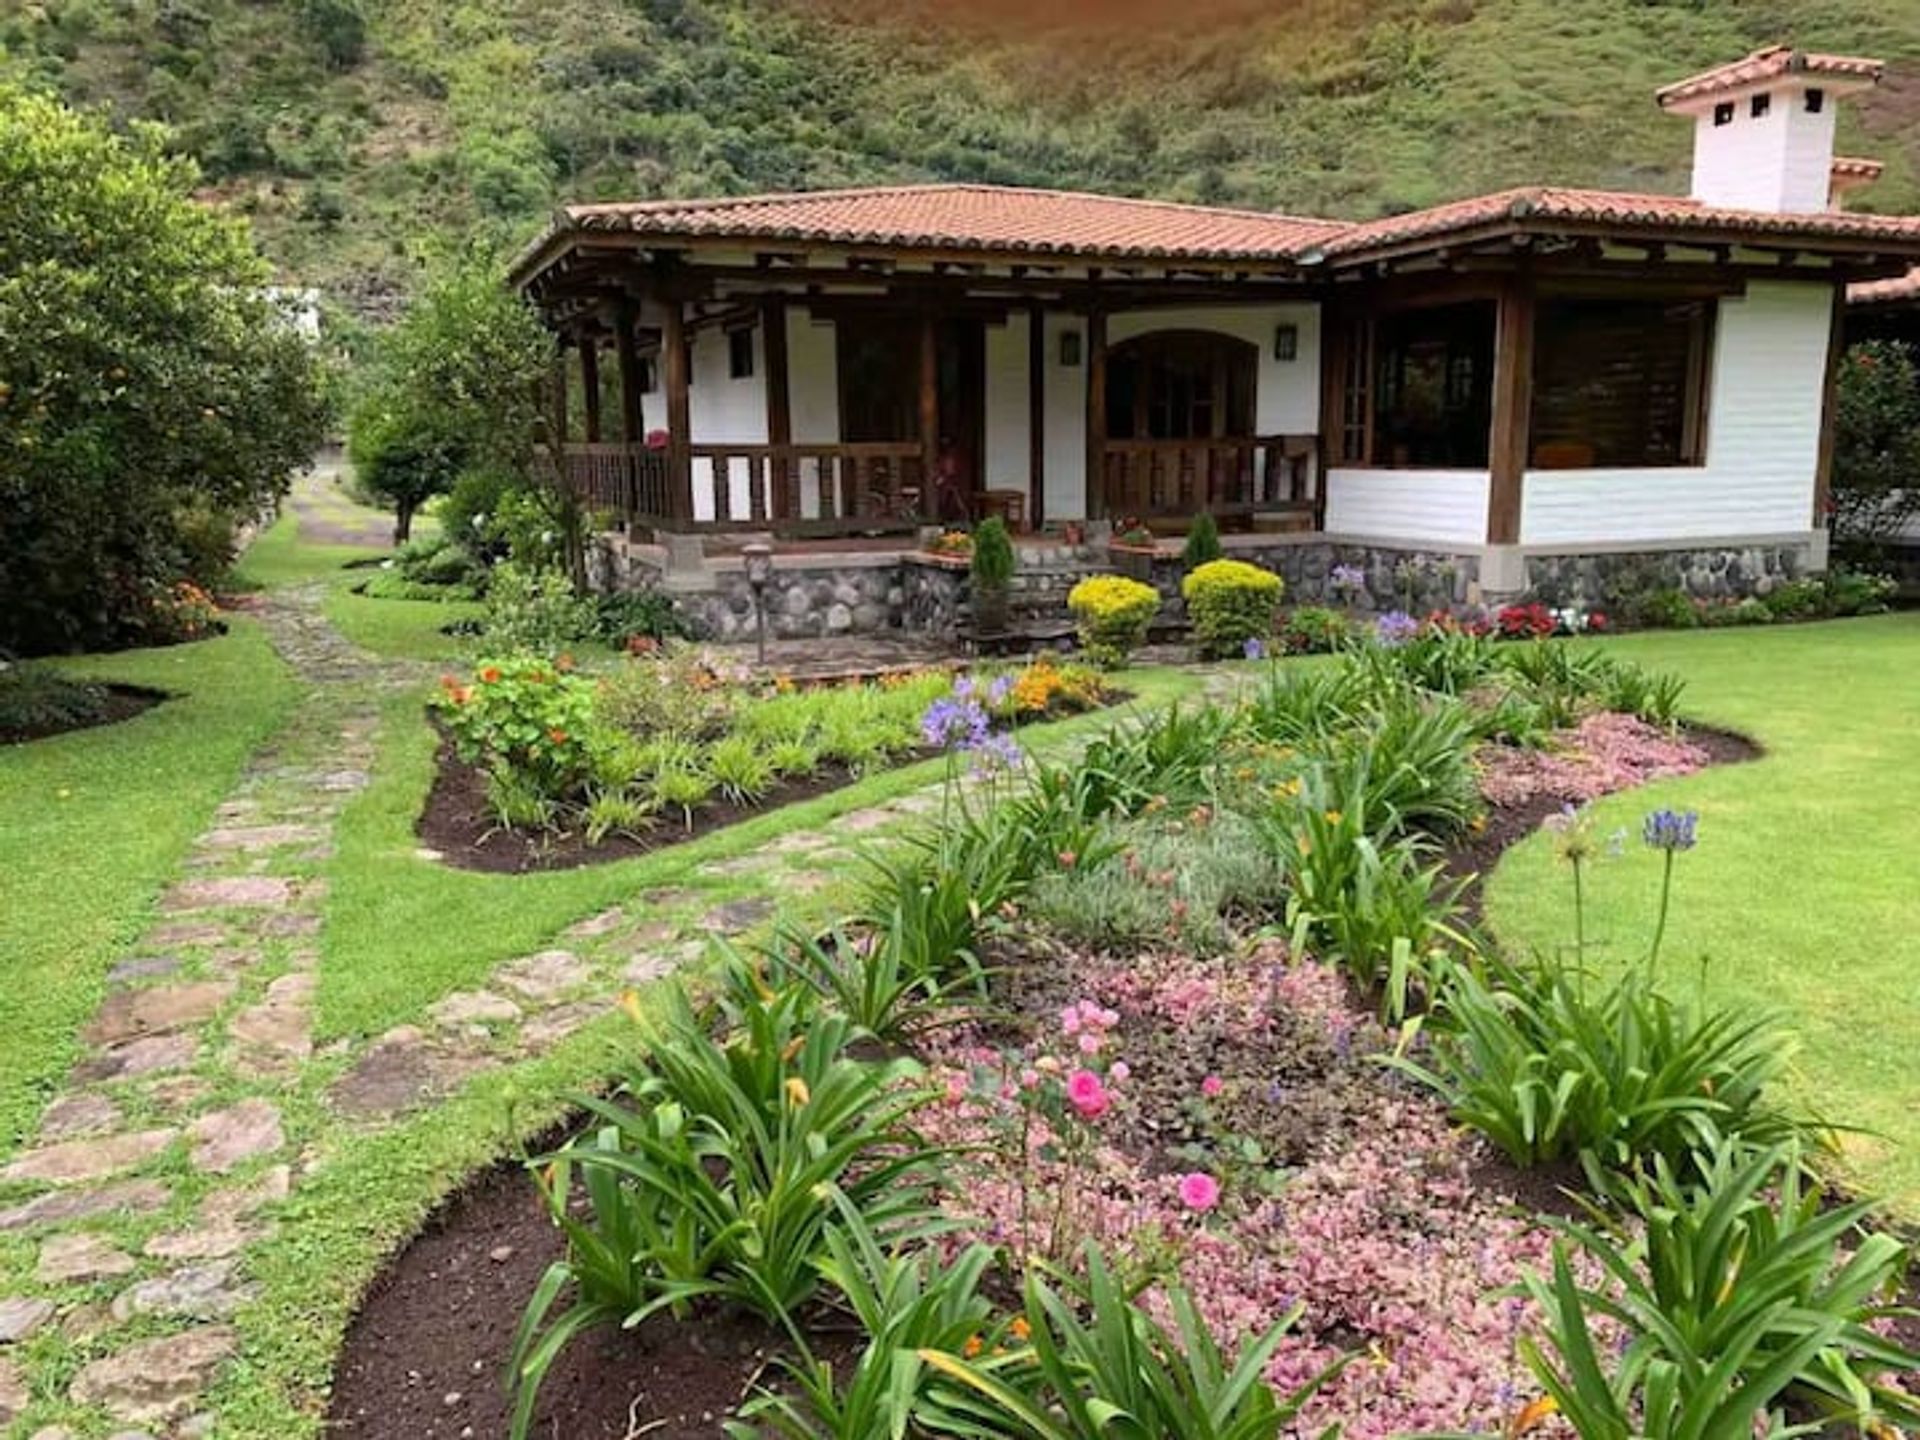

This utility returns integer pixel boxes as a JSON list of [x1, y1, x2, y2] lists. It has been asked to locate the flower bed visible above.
[[419, 648, 1109, 872]]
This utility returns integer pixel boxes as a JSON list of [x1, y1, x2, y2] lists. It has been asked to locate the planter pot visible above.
[[972, 583, 1012, 635], [1108, 543, 1159, 583]]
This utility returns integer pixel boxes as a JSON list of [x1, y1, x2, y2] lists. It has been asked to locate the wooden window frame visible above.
[[727, 326, 755, 381], [1334, 296, 1497, 471], [1528, 295, 1716, 470]]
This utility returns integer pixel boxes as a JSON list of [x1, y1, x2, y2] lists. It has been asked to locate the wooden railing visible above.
[[552, 442, 926, 536], [1099, 435, 1319, 522], [691, 442, 925, 533]]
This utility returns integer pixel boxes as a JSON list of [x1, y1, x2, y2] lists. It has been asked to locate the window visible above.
[[637, 354, 658, 395], [1805, 86, 1825, 113], [1365, 301, 1495, 468], [1713, 101, 1735, 126], [727, 327, 755, 380], [1750, 91, 1771, 118], [1529, 298, 1714, 469], [1105, 330, 1256, 441]]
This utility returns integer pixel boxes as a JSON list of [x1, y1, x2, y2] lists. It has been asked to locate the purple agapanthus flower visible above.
[[1329, 563, 1367, 597], [969, 731, 1023, 775], [987, 673, 1014, 707], [1243, 637, 1267, 661], [1375, 610, 1419, 647], [921, 694, 989, 750], [1642, 808, 1699, 852]]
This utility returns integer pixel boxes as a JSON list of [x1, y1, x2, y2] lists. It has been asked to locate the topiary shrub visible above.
[[1067, 573, 1161, 668], [1181, 511, 1223, 569], [1181, 558, 1284, 659], [969, 516, 1016, 632]]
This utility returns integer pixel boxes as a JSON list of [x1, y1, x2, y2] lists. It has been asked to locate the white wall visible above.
[[983, 321, 1032, 497], [1044, 314, 1089, 522], [788, 306, 839, 519], [1520, 280, 1832, 545], [1688, 84, 1836, 213], [1108, 303, 1321, 434], [683, 326, 769, 522], [1323, 469, 1490, 546]]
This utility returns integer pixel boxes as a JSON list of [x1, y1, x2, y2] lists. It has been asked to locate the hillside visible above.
[[5, 0, 1918, 317]]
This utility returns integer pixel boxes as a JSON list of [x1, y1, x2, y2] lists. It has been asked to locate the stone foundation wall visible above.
[[1131, 540, 1478, 619], [1522, 543, 1810, 610]]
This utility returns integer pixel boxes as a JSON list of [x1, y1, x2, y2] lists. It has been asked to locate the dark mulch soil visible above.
[[417, 722, 908, 875], [326, 1154, 856, 1440], [0, 683, 168, 745]]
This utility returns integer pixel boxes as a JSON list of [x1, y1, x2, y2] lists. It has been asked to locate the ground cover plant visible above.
[[484, 627, 1919, 1437]]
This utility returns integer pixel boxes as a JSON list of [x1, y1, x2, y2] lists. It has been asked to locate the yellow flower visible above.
[[1323, 809, 1343, 825], [781, 1036, 805, 1062], [1505, 1396, 1559, 1440], [785, 1077, 811, 1107], [616, 989, 645, 1023]]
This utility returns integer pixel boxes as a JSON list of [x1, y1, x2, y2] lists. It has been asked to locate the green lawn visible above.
[[0, 622, 297, 1159], [1485, 613, 1920, 1215]]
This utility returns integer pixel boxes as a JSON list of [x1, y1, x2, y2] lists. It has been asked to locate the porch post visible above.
[[1028, 302, 1046, 529], [1811, 282, 1847, 535], [550, 336, 570, 446], [662, 297, 693, 522], [1486, 272, 1535, 547], [577, 327, 602, 443], [613, 302, 645, 445], [1085, 308, 1108, 519], [762, 295, 793, 521], [918, 312, 939, 489]]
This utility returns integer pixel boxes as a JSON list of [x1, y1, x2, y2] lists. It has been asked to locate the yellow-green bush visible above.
[[1181, 559, 1284, 658], [1068, 573, 1161, 668]]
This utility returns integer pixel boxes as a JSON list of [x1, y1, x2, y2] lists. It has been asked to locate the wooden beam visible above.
[[919, 311, 940, 488], [762, 295, 792, 521], [1027, 302, 1046, 529], [550, 337, 570, 446], [613, 303, 646, 446], [1812, 282, 1848, 531], [577, 329, 602, 443], [661, 298, 693, 521], [1486, 271, 1536, 547], [1085, 308, 1108, 520]]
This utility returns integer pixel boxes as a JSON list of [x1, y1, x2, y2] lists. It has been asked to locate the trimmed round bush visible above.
[[1181, 559, 1284, 658], [1068, 573, 1161, 668]]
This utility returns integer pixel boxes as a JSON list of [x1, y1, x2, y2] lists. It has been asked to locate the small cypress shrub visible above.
[[1181, 511, 1223, 569]]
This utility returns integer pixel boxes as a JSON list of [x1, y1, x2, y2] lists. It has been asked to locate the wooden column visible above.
[[550, 337, 570, 447], [577, 329, 602, 443], [1028, 302, 1047, 529], [918, 311, 940, 491], [1486, 272, 1535, 546], [613, 304, 645, 446], [1811, 282, 1847, 530], [662, 298, 693, 522], [1085, 309, 1108, 519], [762, 295, 793, 520]]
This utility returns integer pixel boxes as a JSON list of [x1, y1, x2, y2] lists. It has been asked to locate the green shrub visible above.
[[435, 655, 598, 799], [1180, 510, 1223, 568], [1181, 558, 1283, 658], [650, 762, 718, 828], [1824, 565, 1897, 617], [1522, 1138, 1920, 1437], [1278, 604, 1350, 654], [1759, 576, 1827, 620], [1390, 955, 1813, 1174], [706, 733, 776, 805], [597, 644, 740, 741], [510, 965, 939, 1439], [481, 562, 596, 656], [580, 785, 654, 843], [360, 572, 479, 602], [171, 496, 241, 589], [0, 665, 113, 740], [1629, 586, 1700, 630], [922, 1244, 1339, 1440], [970, 515, 1015, 589], [1066, 573, 1160, 668], [595, 590, 689, 647]]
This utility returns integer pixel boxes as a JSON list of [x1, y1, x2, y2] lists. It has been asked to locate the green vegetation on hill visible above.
[[4, 0, 1917, 314]]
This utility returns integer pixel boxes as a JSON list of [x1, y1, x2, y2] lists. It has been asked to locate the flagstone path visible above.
[[0, 582, 1156, 1437]]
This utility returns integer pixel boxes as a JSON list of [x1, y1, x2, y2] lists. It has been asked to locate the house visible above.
[[510, 46, 1920, 638]]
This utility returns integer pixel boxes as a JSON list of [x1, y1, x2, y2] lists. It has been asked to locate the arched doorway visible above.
[[1101, 329, 1261, 521]]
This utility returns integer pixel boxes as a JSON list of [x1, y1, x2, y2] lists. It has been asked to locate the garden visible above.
[[323, 621, 1919, 1440]]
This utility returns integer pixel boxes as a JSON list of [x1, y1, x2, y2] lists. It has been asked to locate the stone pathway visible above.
[[0, 569, 1246, 1435]]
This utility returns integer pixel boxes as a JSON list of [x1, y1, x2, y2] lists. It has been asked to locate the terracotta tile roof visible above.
[[559, 183, 1346, 262], [1655, 45, 1883, 107], [1850, 266, 1920, 305], [1306, 185, 1920, 261], [1831, 157, 1886, 181]]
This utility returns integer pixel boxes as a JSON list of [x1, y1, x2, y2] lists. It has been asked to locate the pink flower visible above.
[[1108, 1060, 1130, 1082], [1019, 1067, 1041, 1089], [1177, 1172, 1221, 1212], [1201, 1074, 1224, 1099], [1060, 1006, 1081, 1035], [1065, 1069, 1110, 1119], [1078, 1032, 1103, 1055]]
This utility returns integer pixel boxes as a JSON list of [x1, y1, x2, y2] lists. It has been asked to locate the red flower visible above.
[[548, 728, 569, 745], [479, 665, 502, 684]]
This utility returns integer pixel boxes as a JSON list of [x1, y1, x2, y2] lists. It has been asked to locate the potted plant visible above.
[[970, 515, 1015, 634], [1107, 517, 1159, 582], [920, 528, 974, 565]]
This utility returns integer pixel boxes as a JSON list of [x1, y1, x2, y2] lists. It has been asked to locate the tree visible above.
[[0, 83, 328, 654], [347, 256, 553, 544], [1832, 340, 1920, 549]]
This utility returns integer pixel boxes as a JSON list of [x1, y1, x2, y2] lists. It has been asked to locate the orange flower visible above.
[[548, 728, 569, 745], [962, 1335, 984, 1358], [452, 686, 472, 706], [479, 665, 502, 684], [555, 652, 575, 671], [1505, 1396, 1558, 1440], [1008, 1316, 1031, 1341]]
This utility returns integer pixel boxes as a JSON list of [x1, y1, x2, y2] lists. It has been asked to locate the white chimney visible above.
[[1656, 46, 1884, 214]]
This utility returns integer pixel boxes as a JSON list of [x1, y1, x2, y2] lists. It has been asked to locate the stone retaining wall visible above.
[[1522, 543, 1809, 609]]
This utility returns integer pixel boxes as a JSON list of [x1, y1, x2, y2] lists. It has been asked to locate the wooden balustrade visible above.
[[1098, 435, 1319, 522], [552, 442, 671, 521]]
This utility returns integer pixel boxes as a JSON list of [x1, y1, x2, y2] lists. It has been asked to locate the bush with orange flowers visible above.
[[435, 654, 598, 799]]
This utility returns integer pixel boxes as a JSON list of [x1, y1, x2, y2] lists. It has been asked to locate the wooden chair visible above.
[[978, 488, 1027, 533]]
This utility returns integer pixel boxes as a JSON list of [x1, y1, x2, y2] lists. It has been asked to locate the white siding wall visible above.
[[1107, 303, 1321, 433], [983, 321, 1032, 494], [1520, 280, 1831, 545], [788, 307, 839, 519], [1324, 469, 1491, 546], [684, 326, 769, 522], [1044, 314, 1088, 522]]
